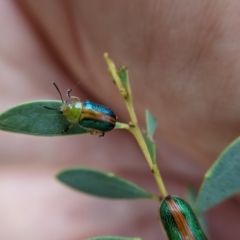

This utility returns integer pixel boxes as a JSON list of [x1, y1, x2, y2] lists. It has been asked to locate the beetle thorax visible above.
[[60, 101, 82, 124]]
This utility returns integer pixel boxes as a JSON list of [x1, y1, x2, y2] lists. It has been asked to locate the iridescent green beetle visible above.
[[49, 83, 117, 137], [159, 196, 207, 240]]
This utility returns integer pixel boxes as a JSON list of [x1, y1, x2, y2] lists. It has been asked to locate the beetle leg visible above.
[[99, 132, 105, 138], [67, 88, 80, 101], [66, 89, 72, 98], [62, 123, 74, 134], [87, 129, 104, 137], [62, 127, 69, 134]]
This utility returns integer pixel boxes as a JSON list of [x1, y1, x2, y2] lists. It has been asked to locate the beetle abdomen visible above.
[[79, 100, 116, 132], [79, 118, 115, 132], [159, 196, 207, 240]]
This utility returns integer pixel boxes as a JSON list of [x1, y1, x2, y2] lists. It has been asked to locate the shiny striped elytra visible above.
[[159, 196, 207, 240], [49, 83, 116, 137]]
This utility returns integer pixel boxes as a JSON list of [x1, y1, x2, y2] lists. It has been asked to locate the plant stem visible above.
[[105, 53, 168, 198]]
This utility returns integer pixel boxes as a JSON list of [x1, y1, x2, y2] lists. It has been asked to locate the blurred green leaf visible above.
[[117, 67, 132, 96], [142, 132, 156, 164], [145, 110, 158, 138], [195, 136, 240, 213], [86, 237, 141, 240], [117, 67, 129, 89], [0, 100, 87, 136], [142, 110, 157, 164], [57, 168, 155, 199]]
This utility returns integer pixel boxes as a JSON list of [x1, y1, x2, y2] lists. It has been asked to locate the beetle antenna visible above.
[[53, 82, 64, 103]]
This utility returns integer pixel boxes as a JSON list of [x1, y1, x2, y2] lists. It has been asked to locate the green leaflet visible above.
[[195, 136, 240, 213], [57, 167, 156, 199], [0, 100, 87, 136], [145, 110, 158, 138], [142, 132, 156, 164], [117, 67, 131, 95], [142, 110, 158, 164]]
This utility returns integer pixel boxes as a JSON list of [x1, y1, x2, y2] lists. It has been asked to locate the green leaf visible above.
[[0, 100, 87, 136], [195, 136, 240, 213], [141, 110, 158, 164], [145, 110, 158, 138], [86, 237, 141, 240], [117, 67, 132, 96], [117, 67, 129, 89], [142, 132, 156, 164], [57, 168, 155, 199]]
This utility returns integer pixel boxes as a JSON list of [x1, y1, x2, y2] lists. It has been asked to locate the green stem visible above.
[[104, 53, 168, 198]]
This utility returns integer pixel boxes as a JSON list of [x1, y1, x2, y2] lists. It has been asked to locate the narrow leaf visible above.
[[117, 67, 128, 88], [57, 168, 154, 199], [195, 136, 240, 213], [0, 101, 87, 136], [145, 110, 158, 138], [86, 237, 141, 240], [142, 132, 156, 164], [117, 67, 131, 96]]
